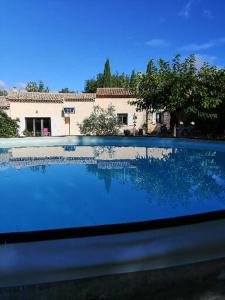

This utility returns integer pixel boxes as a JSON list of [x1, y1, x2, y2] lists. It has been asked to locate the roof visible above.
[[6, 92, 96, 103], [64, 93, 95, 102], [0, 96, 10, 109], [7, 92, 63, 103], [96, 88, 133, 98], [5, 89, 134, 104]]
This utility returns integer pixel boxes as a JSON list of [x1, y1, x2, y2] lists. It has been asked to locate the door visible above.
[[25, 118, 51, 136]]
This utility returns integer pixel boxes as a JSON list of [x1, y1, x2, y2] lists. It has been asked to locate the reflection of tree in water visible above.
[[88, 146, 121, 192], [132, 149, 225, 207], [86, 148, 225, 207], [93, 146, 115, 159], [86, 165, 113, 193]]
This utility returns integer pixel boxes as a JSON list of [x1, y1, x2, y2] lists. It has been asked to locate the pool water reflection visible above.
[[1, 144, 225, 233]]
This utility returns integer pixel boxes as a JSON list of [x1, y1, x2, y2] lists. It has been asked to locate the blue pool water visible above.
[[1, 138, 225, 233]]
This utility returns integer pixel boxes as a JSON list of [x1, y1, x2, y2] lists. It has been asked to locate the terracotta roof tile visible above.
[[7, 92, 63, 103], [96, 88, 133, 98], [64, 93, 95, 102], [6, 92, 96, 103]]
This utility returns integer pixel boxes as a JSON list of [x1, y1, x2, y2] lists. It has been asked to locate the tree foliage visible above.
[[84, 59, 137, 92], [0, 89, 7, 96], [0, 110, 19, 137], [59, 88, 75, 93], [134, 54, 225, 130], [103, 58, 111, 87], [26, 81, 49, 93], [79, 105, 121, 135]]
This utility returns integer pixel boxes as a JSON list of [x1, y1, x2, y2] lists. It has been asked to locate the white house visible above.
[[0, 88, 169, 136]]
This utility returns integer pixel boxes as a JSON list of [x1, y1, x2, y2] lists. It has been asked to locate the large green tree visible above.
[[135, 54, 224, 134]]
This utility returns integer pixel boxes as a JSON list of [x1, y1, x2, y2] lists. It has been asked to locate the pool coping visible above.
[[1, 136, 225, 150], [1, 209, 225, 244]]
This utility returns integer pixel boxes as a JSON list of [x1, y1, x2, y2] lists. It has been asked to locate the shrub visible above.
[[124, 129, 131, 136], [79, 105, 121, 136], [23, 129, 33, 137], [0, 110, 19, 137]]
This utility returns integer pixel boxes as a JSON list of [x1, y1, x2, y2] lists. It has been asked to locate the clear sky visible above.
[[0, 0, 224, 92]]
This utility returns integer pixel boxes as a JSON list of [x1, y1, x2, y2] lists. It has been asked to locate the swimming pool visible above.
[[1, 137, 225, 287], [1, 137, 225, 238]]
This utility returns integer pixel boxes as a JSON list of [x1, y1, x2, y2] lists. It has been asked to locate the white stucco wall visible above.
[[8, 97, 146, 136], [9, 102, 65, 136], [95, 97, 146, 133], [63, 101, 95, 135]]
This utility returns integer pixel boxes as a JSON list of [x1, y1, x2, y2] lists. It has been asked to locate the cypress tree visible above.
[[129, 70, 137, 89], [103, 58, 111, 87]]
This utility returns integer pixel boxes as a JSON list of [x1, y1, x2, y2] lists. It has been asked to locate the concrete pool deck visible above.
[[1, 218, 225, 288], [0, 256, 225, 300]]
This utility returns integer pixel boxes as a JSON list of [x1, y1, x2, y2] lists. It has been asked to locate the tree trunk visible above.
[[146, 108, 149, 134], [170, 112, 178, 137]]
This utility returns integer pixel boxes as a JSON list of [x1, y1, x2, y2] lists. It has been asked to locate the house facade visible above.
[[0, 88, 169, 136]]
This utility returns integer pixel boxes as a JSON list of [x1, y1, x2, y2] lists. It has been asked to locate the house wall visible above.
[[62, 101, 95, 135], [9, 97, 147, 136], [9, 102, 65, 136], [95, 97, 146, 134]]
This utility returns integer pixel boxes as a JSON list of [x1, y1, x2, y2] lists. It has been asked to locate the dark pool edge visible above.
[[1, 209, 225, 244]]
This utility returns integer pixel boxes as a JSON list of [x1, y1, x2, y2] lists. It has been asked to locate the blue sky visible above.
[[0, 0, 225, 92]]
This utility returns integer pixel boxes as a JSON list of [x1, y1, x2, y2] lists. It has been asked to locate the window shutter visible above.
[[128, 114, 133, 125], [152, 112, 156, 125]]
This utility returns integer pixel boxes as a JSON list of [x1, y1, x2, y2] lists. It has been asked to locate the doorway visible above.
[[25, 118, 51, 136]]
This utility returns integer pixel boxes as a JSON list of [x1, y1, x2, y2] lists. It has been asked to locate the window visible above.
[[117, 113, 128, 125], [64, 107, 75, 114], [156, 113, 163, 124]]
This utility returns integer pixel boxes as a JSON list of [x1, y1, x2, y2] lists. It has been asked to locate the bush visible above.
[[124, 129, 131, 136], [79, 105, 122, 136], [0, 110, 19, 137], [23, 129, 33, 137]]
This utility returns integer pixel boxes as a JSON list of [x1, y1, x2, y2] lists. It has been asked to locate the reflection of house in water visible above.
[[0, 152, 12, 164], [0, 146, 172, 171], [0, 151, 12, 171]]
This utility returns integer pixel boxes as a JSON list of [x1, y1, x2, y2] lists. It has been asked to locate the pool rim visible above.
[[1, 209, 225, 244]]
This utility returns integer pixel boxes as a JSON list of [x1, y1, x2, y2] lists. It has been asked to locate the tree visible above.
[[103, 58, 112, 87], [79, 105, 121, 135], [132, 59, 162, 133], [0, 89, 7, 96], [129, 70, 137, 90], [84, 78, 98, 93], [59, 88, 75, 93], [38, 80, 49, 92], [0, 110, 19, 137], [111, 72, 130, 88], [26, 81, 49, 92], [84, 60, 134, 92], [135, 54, 224, 134], [26, 81, 38, 92]]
